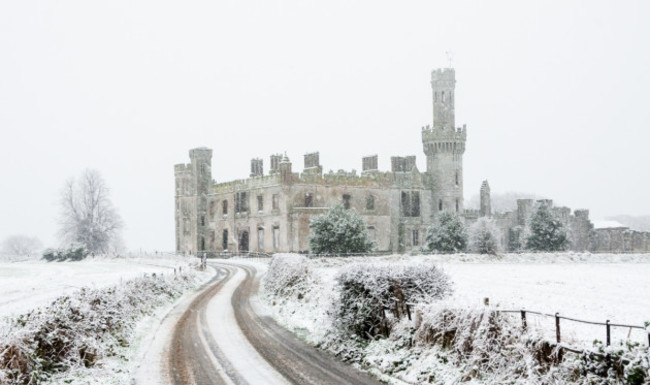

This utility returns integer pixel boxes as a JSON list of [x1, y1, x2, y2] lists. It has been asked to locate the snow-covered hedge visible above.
[[0, 267, 204, 384], [263, 254, 315, 299], [335, 262, 453, 339]]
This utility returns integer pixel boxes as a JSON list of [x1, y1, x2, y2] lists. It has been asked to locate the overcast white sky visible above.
[[1, 0, 649, 251]]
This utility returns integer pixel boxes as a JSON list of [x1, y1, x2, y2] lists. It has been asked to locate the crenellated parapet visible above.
[[212, 173, 282, 194], [422, 124, 467, 156]]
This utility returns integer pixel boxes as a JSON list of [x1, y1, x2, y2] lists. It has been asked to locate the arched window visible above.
[[366, 195, 375, 211], [342, 194, 351, 210], [222, 229, 228, 250], [305, 193, 313, 207], [455, 171, 459, 186]]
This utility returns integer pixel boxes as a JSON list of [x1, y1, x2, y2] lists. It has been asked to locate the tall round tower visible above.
[[422, 68, 466, 215]]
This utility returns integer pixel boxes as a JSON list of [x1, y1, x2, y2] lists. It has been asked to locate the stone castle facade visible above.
[[174, 68, 650, 254]]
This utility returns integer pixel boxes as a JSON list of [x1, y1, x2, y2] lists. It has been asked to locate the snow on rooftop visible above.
[[592, 219, 628, 229]]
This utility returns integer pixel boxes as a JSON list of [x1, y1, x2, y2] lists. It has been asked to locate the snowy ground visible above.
[[266, 252, 650, 351], [263, 253, 650, 384], [0, 255, 198, 319]]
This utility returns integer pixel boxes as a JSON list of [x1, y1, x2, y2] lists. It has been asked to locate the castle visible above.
[[174, 68, 650, 254]]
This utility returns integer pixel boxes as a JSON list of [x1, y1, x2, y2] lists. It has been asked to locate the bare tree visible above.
[[59, 169, 123, 254], [1, 235, 43, 258]]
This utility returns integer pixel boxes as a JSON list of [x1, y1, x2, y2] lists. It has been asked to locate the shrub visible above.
[[42, 245, 89, 262], [425, 212, 467, 253], [334, 262, 453, 339], [263, 254, 314, 298], [309, 205, 373, 254]]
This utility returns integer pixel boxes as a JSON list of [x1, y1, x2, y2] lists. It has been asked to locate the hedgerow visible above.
[[0, 267, 203, 384], [334, 262, 453, 340]]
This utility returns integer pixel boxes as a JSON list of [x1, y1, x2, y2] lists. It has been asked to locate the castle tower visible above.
[[174, 147, 212, 254], [190, 148, 212, 253], [480, 180, 491, 217], [423, 68, 467, 215]]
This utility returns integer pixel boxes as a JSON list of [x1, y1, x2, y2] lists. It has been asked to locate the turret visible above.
[[189, 147, 212, 252], [480, 180, 491, 217], [431, 68, 456, 130], [423, 68, 466, 215]]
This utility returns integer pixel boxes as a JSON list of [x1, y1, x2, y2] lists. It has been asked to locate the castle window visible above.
[[222, 200, 228, 215], [200, 237, 205, 251], [257, 195, 263, 212], [439, 199, 443, 211], [222, 229, 228, 250], [305, 193, 313, 207], [343, 194, 351, 210], [235, 192, 248, 213], [209, 200, 216, 218], [273, 226, 280, 250], [456, 199, 459, 212], [258, 227, 264, 250], [441, 91, 445, 103], [367, 226, 376, 242], [401, 191, 420, 217], [201, 216, 205, 226], [366, 195, 375, 211], [272, 194, 279, 210], [455, 171, 459, 186], [412, 229, 419, 246]]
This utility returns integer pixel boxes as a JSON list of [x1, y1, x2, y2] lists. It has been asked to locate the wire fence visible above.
[[498, 309, 650, 348]]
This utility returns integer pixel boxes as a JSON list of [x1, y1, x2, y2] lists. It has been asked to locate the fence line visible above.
[[492, 309, 649, 348]]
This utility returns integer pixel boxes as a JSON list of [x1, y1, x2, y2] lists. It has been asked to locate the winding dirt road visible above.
[[166, 261, 381, 385]]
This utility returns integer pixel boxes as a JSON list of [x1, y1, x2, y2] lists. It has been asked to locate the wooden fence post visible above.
[[606, 320, 611, 346], [521, 310, 527, 331], [555, 313, 561, 343]]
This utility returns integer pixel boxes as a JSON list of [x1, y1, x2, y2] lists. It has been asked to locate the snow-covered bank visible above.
[[0, 255, 198, 319], [0, 259, 213, 385], [262, 253, 650, 384]]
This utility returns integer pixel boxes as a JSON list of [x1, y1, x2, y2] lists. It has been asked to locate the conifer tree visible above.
[[525, 204, 568, 251], [468, 217, 500, 254], [309, 205, 373, 254], [425, 212, 467, 253]]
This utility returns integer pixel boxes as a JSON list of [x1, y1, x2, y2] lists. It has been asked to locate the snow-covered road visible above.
[[137, 260, 382, 385]]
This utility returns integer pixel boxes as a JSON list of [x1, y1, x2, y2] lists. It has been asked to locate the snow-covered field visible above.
[[262, 253, 650, 384], [0, 255, 198, 319], [294, 252, 650, 346]]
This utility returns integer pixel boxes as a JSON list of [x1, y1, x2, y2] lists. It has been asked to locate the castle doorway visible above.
[[239, 230, 249, 252]]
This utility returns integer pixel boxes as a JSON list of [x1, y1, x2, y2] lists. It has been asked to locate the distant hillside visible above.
[[466, 192, 543, 213], [605, 215, 650, 232]]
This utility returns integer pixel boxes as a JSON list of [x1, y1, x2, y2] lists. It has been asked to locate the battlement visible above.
[[189, 147, 212, 160], [422, 124, 467, 156], [431, 68, 456, 84], [174, 163, 191, 175], [212, 173, 282, 194], [422, 124, 467, 141]]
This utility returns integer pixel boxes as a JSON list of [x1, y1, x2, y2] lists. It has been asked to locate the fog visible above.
[[1, 1, 648, 251]]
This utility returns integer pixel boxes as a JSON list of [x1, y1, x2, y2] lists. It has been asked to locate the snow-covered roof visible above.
[[592, 220, 628, 229]]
